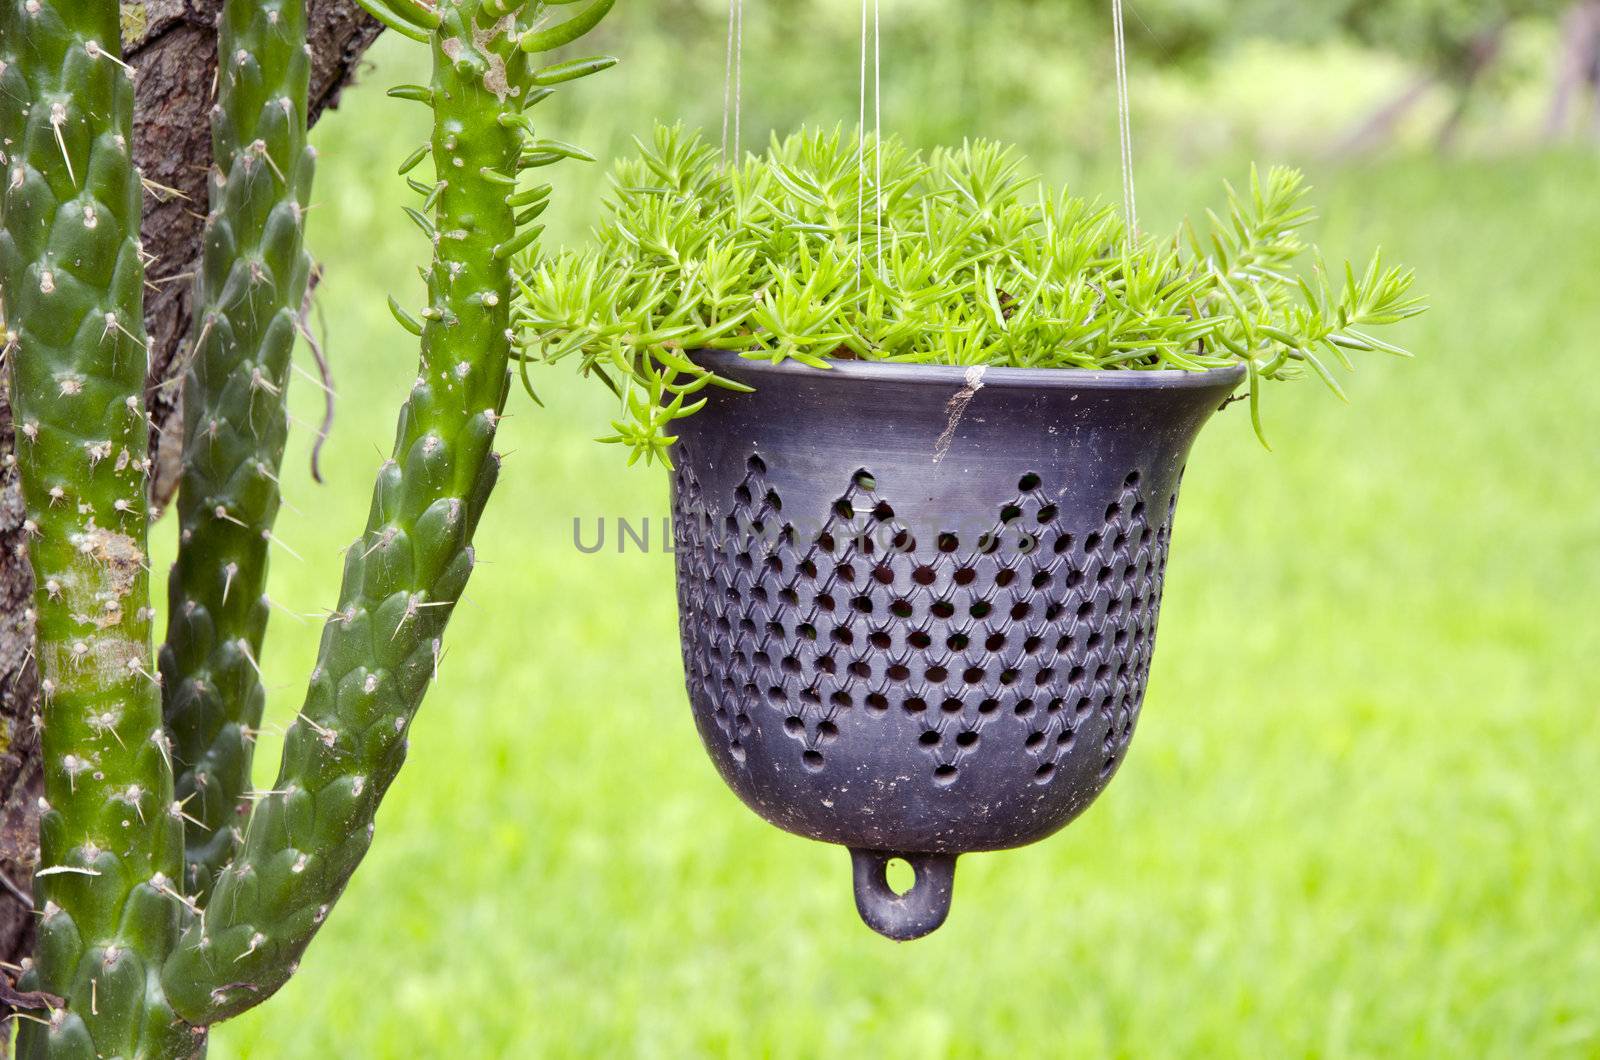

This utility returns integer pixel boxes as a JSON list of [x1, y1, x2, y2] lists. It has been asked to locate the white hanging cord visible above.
[[1111, 0, 1139, 236], [873, 0, 882, 272], [856, 0, 869, 280], [734, 0, 743, 162], [721, 0, 744, 167], [856, 0, 883, 282]]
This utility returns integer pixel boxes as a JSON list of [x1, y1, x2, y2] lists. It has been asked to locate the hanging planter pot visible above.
[[671, 351, 1245, 939], [520, 124, 1424, 941]]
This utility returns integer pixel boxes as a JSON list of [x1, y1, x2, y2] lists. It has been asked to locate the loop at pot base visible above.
[[849, 849, 958, 941]]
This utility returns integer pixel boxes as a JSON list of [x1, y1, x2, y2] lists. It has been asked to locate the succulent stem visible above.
[[0, 2, 188, 1055], [159, 0, 315, 904]]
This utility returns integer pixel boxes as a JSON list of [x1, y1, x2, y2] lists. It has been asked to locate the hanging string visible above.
[[873, 0, 882, 272], [721, 0, 744, 167], [856, 0, 868, 280], [856, 0, 883, 283], [1111, 0, 1138, 236], [734, 0, 743, 162]]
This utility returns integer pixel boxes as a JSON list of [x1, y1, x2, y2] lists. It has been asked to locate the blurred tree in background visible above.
[[591, 0, 1599, 153], [1333, 0, 1595, 146], [1070, 0, 1599, 147]]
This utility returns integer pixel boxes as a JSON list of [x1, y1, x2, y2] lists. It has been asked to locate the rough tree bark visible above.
[[0, 0, 381, 1026]]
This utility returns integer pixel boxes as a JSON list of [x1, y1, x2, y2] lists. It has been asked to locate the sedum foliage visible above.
[[518, 124, 1427, 464]]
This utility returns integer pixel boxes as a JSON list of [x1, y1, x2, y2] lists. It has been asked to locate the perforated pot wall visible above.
[[672, 352, 1243, 939]]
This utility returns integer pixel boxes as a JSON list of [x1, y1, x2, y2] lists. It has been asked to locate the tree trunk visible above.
[[1546, 1, 1600, 140], [1335, 73, 1436, 156], [1336, 24, 1509, 155], [0, 0, 381, 1036], [1435, 26, 1507, 152]]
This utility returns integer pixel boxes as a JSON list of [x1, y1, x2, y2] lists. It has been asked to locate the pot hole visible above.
[[885, 857, 915, 896]]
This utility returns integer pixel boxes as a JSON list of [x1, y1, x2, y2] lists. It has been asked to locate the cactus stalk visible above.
[[2, 0, 611, 1047], [0, 2, 190, 1055], [159, 0, 316, 903], [159, 0, 614, 1023]]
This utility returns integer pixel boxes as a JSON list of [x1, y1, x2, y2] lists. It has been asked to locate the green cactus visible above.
[[158, 0, 315, 904], [2, 0, 612, 1052], [0, 1, 190, 1056], [158, 0, 615, 1026]]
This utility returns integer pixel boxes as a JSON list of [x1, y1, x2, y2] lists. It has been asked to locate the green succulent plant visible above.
[[0, 1, 187, 1052], [0, 0, 613, 1054], [517, 124, 1427, 465], [160, 0, 318, 909], [163, 0, 615, 1022]]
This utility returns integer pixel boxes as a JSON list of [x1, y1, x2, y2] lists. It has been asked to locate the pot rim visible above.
[[690, 349, 1249, 392]]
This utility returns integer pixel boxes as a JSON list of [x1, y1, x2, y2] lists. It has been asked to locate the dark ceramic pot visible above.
[[671, 352, 1244, 940]]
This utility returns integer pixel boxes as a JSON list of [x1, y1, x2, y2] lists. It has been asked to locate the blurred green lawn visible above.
[[186, 30, 1600, 1059]]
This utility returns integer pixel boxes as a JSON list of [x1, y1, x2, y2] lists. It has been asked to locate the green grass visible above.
[[185, 35, 1600, 1059]]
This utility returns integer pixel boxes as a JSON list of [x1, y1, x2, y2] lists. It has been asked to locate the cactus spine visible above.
[[159, 0, 315, 903], [0, 2, 191, 1056], [158, 0, 615, 1024]]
